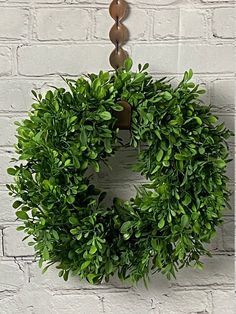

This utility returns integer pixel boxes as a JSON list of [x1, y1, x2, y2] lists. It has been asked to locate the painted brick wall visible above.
[[0, 0, 235, 313]]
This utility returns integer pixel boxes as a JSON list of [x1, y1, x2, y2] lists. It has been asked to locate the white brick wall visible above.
[[0, 0, 235, 313], [35, 9, 90, 41]]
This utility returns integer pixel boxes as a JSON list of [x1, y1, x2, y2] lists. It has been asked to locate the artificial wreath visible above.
[[7, 59, 232, 284]]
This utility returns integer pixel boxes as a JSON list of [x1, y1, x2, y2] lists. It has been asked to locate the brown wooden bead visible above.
[[109, 23, 129, 46], [109, 47, 128, 69], [113, 100, 132, 130], [109, 0, 127, 22]]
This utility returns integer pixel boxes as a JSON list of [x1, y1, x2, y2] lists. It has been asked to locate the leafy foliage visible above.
[[7, 58, 233, 284]]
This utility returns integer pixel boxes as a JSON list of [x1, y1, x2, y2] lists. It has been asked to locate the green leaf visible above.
[[80, 128, 87, 146], [69, 216, 78, 225], [151, 238, 159, 250], [151, 164, 161, 174], [120, 221, 132, 234], [53, 100, 59, 112], [156, 149, 164, 162], [63, 270, 69, 281], [87, 273, 96, 284], [163, 91, 172, 101], [89, 245, 97, 255], [181, 215, 189, 228], [70, 228, 78, 235], [7, 168, 16, 176], [52, 230, 59, 240], [67, 195, 75, 204], [155, 130, 162, 140], [194, 117, 202, 125], [188, 69, 193, 80], [64, 159, 71, 167], [142, 63, 149, 71], [105, 260, 113, 274], [215, 159, 226, 169], [16, 211, 29, 220], [124, 57, 133, 72], [42, 265, 50, 274], [45, 90, 53, 101], [183, 195, 191, 206], [112, 104, 124, 112], [16, 226, 25, 231], [208, 115, 218, 124], [199, 147, 205, 154], [92, 161, 100, 172], [99, 111, 112, 120], [174, 154, 185, 160], [31, 90, 38, 98], [81, 260, 91, 270], [13, 200, 22, 209], [158, 218, 165, 229], [123, 233, 131, 240], [42, 247, 49, 260]]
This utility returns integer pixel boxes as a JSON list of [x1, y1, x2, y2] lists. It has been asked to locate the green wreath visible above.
[[7, 59, 232, 284]]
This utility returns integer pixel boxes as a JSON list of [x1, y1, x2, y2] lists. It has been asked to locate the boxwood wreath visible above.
[[7, 58, 232, 285]]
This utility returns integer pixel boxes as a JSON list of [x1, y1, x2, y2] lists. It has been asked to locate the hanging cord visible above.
[[109, 0, 129, 70]]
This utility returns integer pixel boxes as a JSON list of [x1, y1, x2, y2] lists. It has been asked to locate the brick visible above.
[[36, 0, 92, 2], [0, 261, 25, 292], [36, 9, 90, 41], [205, 226, 224, 253], [132, 44, 234, 74], [158, 291, 211, 314], [3, 226, 34, 256], [225, 147, 235, 182], [125, 0, 181, 4], [52, 295, 103, 314], [28, 261, 125, 290], [212, 290, 236, 314], [0, 8, 29, 40], [126, 9, 150, 40], [225, 185, 235, 215], [173, 255, 234, 287], [17, 45, 111, 76], [103, 292, 151, 314], [132, 45, 179, 74], [0, 47, 12, 76], [211, 79, 235, 113], [0, 189, 16, 222], [201, 0, 234, 2], [12, 289, 102, 314], [0, 149, 15, 184], [14, 289, 54, 314], [177, 44, 234, 74], [8, 0, 30, 2], [213, 8, 236, 38], [222, 218, 234, 251], [0, 296, 25, 314], [217, 114, 235, 136], [218, 113, 235, 131], [153, 9, 206, 39], [94, 8, 150, 41], [0, 79, 68, 112], [0, 230, 3, 256], [0, 116, 20, 146], [35, 0, 64, 2], [0, 80, 32, 112]]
